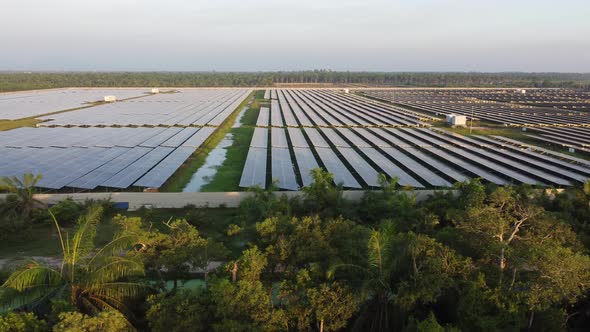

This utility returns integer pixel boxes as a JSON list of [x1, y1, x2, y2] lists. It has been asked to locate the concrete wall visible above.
[[0, 190, 456, 210]]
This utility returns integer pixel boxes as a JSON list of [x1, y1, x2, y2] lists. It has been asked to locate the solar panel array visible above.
[[0, 126, 225, 189], [253, 89, 431, 128], [0, 88, 151, 120], [240, 123, 590, 190], [37, 89, 252, 127], [523, 127, 590, 155], [361, 89, 590, 127]]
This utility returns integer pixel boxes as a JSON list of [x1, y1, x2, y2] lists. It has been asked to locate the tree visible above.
[[454, 185, 590, 328], [0, 312, 47, 332], [52, 311, 134, 332], [1, 205, 145, 318], [0, 173, 43, 220], [308, 282, 357, 332], [209, 247, 287, 332], [117, 216, 228, 291], [146, 289, 215, 332], [329, 222, 397, 331], [302, 168, 347, 218]]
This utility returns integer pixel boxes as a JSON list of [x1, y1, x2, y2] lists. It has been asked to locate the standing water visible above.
[[182, 104, 250, 192]]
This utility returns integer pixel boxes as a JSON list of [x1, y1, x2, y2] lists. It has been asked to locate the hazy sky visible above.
[[1, 0, 589, 72]]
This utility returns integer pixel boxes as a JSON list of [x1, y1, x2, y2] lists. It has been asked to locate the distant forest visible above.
[[1, 71, 590, 92]]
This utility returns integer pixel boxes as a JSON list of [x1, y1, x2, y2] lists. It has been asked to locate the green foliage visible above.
[[146, 289, 214, 332], [0, 312, 47, 332], [52, 311, 134, 332], [308, 282, 358, 332], [48, 198, 85, 226], [0, 173, 43, 221], [239, 184, 295, 224], [1, 205, 145, 318], [117, 216, 228, 290], [1, 72, 589, 92], [2, 171, 590, 331], [226, 224, 242, 236], [302, 168, 348, 218]]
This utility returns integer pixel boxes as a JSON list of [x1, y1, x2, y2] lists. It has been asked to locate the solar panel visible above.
[[140, 127, 184, 147], [423, 129, 570, 186], [303, 128, 329, 148], [257, 107, 270, 127], [134, 147, 196, 188], [293, 147, 319, 187], [321, 128, 350, 147], [314, 147, 361, 188], [389, 129, 507, 185], [271, 128, 289, 148], [287, 128, 309, 148], [361, 147, 425, 188], [68, 147, 151, 189], [270, 100, 284, 127], [271, 148, 299, 190], [250, 128, 269, 148], [101, 146, 174, 188], [480, 136, 590, 175], [336, 147, 380, 186], [491, 135, 590, 167], [239, 147, 267, 188], [161, 127, 200, 147], [182, 127, 216, 148]]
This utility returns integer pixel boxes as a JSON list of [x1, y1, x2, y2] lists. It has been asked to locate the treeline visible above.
[[1, 71, 590, 92], [1, 171, 590, 331]]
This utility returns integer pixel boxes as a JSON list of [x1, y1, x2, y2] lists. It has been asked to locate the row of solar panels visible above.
[[397, 101, 590, 127], [362, 91, 590, 127], [254, 89, 428, 128], [239, 126, 590, 190], [0, 126, 218, 190], [0, 88, 152, 120], [524, 127, 590, 155], [37, 89, 252, 127], [0, 127, 215, 149]]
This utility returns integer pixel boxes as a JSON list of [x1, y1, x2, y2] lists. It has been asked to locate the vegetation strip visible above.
[[160, 91, 257, 192]]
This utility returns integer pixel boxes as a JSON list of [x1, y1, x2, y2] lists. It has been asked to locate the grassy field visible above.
[[160, 91, 256, 192]]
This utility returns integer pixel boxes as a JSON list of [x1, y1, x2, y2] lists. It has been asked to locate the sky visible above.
[[1, 0, 589, 72]]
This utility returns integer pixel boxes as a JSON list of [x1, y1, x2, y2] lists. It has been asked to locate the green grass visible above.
[[0, 118, 42, 131], [200, 126, 255, 192], [198, 94, 262, 191], [160, 91, 256, 192], [163, 90, 264, 192]]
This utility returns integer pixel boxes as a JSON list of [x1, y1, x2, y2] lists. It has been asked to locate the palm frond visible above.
[[70, 205, 104, 267], [0, 285, 60, 313], [90, 282, 148, 300], [84, 257, 144, 285], [87, 235, 138, 268], [2, 263, 62, 291], [327, 263, 368, 279]]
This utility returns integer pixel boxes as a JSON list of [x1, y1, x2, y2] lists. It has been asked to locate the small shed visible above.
[[445, 114, 467, 127], [103, 95, 117, 102]]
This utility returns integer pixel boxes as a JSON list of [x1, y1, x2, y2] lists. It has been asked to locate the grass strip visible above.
[[199, 96, 263, 192], [160, 91, 257, 192]]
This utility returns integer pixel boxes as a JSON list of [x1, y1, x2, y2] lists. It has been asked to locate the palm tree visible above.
[[329, 222, 397, 332], [0, 173, 43, 220], [1, 205, 145, 317]]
